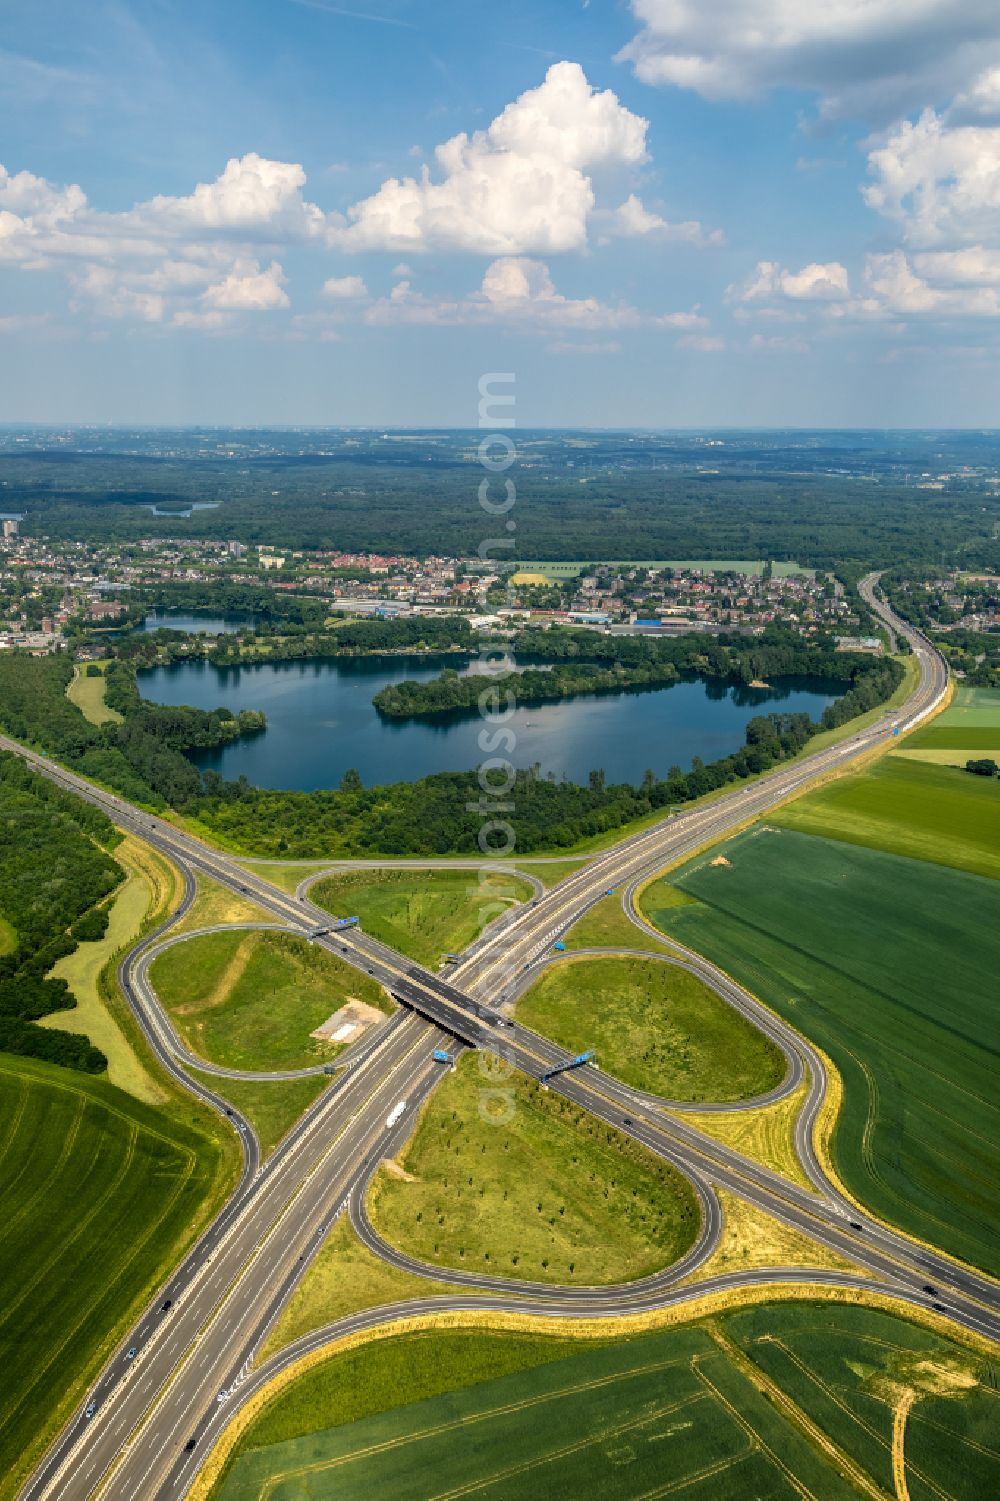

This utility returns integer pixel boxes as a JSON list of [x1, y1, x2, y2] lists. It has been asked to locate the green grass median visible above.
[[367, 1054, 699, 1287], [516, 954, 785, 1103]]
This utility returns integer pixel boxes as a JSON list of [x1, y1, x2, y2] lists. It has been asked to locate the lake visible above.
[[137, 655, 846, 790], [142, 611, 254, 635]]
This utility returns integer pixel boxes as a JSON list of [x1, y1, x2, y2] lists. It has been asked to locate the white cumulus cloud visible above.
[[322, 274, 368, 298], [863, 109, 1000, 245], [202, 260, 289, 310], [618, 0, 1000, 121], [601, 193, 724, 245], [328, 62, 651, 255], [141, 153, 324, 237], [730, 260, 851, 303], [360, 256, 708, 333]]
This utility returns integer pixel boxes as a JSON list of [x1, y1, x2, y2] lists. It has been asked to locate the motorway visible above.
[[11, 573, 997, 1501]]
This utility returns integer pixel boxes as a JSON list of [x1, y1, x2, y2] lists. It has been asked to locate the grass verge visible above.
[[309, 867, 534, 969], [259, 1216, 470, 1361], [678, 1187, 863, 1285], [517, 954, 786, 1103], [40, 836, 164, 1102], [188, 1070, 329, 1159], [149, 929, 390, 1073], [367, 1054, 700, 1287], [563, 890, 670, 951], [173, 875, 275, 934], [668, 1078, 814, 1193]]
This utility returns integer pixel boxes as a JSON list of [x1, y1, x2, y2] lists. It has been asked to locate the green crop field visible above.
[[0, 914, 15, 955], [903, 726, 999, 749], [0, 1053, 225, 1501], [916, 684, 1000, 732], [215, 1303, 994, 1501], [309, 868, 534, 968], [899, 684, 1000, 760], [367, 1054, 699, 1285], [642, 827, 1000, 1274], [723, 1302, 999, 1500], [772, 755, 1000, 880], [516, 955, 785, 1103], [149, 930, 390, 1073]]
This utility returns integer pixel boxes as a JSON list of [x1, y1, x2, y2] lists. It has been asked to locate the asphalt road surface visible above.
[[13, 574, 994, 1501]]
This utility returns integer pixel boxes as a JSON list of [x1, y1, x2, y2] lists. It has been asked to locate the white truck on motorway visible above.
[[386, 1101, 407, 1129]]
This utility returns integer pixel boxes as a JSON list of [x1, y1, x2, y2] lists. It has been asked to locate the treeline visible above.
[[373, 660, 682, 719], [137, 581, 328, 628], [115, 611, 477, 669], [192, 700, 874, 858], [372, 625, 886, 721], [0, 639, 901, 861], [510, 624, 850, 682], [0, 752, 122, 1072], [0, 654, 265, 811], [6, 448, 998, 569]]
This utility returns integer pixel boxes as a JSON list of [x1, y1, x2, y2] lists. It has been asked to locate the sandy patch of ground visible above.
[[311, 997, 385, 1043], [381, 1158, 416, 1182]]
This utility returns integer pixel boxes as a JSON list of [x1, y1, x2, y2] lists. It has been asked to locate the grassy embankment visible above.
[[210, 1302, 997, 1501], [39, 835, 173, 1102], [238, 856, 588, 894], [515, 955, 785, 1104], [680, 1187, 860, 1283], [367, 1054, 699, 1287], [561, 889, 671, 950], [642, 822, 1000, 1276], [65, 660, 123, 726], [149, 928, 389, 1070], [148, 925, 393, 1151], [260, 1216, 470, 1360], [171, 874, 273, 934], [191, 1070, 330, 1159], [308, 867, 535, 968]]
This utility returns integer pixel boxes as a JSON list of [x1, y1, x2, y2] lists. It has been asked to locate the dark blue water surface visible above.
[[137, 655, 845, 790], [142, 611, 254, 635]]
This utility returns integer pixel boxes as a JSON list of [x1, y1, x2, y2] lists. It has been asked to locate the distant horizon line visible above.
[[1, 423, 998, 435]]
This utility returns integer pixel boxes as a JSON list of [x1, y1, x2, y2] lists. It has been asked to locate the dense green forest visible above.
[[0, 641, 901, 858], [0, 655, 265, 809], [374, 661, 682, 718], [0, 753, 122, 1071], [5, 447, 999, 568]]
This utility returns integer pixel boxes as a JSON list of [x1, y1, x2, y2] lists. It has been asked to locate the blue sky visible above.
[[1, 0, 998, 425]]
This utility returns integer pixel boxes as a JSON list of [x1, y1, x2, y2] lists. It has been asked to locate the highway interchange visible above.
[[10, 573, 999, 1501]]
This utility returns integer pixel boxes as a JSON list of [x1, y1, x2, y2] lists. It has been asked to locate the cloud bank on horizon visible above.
[[0, 0, 998, 421]]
